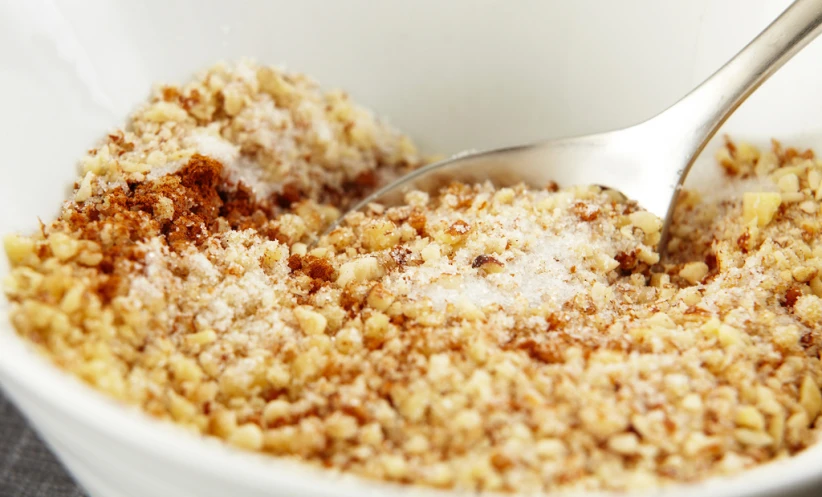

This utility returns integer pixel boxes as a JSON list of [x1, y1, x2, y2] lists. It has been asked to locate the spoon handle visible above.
[[661, 0, 822, 165]]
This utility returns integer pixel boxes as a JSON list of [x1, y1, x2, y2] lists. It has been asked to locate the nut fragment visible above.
[[363, 219, 400, 251], [799, 375, 822, 421], [294, 307, 327, 335], [717, 324, 745, 347], [48, 232, 79, 261], [679, 262, 709, 284], [222, 85, 246, 116], [366, 284, 394, 311], [364, 312, 390, 341], [629, 211, 662, 235], [734, 428, 772, 447], [228, 423, 264, 450], [778, 173, 800, 193], [735, 405, 766, 430], [472, 254, 504, 274], [3, 234, 36, 265], [143, 101, 189, 122], [608, 433, 640, 454], [421, 243, 441, 263], [742, 192, 782, 227], [792, 266, 818, 283], [594, 253, 620, 273], [337, 257, 383, 286]]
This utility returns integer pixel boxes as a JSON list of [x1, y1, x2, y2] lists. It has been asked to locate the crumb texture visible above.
[[4, 62, 822, 493]]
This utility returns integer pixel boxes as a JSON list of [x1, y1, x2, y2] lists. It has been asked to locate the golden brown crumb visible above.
[[3, 61, 822, 494]]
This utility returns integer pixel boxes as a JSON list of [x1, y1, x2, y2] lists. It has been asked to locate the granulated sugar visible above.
[[396, 192, 635, 311]]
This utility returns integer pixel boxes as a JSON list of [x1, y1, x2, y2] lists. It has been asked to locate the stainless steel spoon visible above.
[[326, 0, 822, 248]]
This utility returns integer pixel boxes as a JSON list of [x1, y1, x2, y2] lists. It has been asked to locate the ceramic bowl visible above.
[[1, 1, 821, 496]]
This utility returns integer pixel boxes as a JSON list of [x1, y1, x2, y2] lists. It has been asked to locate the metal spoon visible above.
[[326, 0, 822, 248]]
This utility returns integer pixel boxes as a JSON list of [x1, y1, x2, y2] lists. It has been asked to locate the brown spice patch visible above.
[[288, 254, 303, 272], [685, 306, 711, 316], [737, 232, 751, 253], [304, 257, 333, 280], [725, 137, 737, 157], [107, 131, 135, 154], [801, 331, 814, 350], [286, 254, 334, 286], [782, 286, 802, 308], [276, 183, 303, 208], [180, 88, 202, 111], [615, 251, 638, 272], [546, 313, 567, 331], [339, 287, 362, 312], [95, 275, 123, 303], [516, 338, 563, 364], [490, 451, 514, 471], [302, 255, 335, 281], [333, 171, 384, 209], [705, 253, 718, 272], [407, 210, 427, 236], [220, 183, 262, 227], [352, 170, 378, 189], [61, 154, 283, 299], [572, 202, 600, 222], [455, 193, 475, 210], [783, 147, 814, 162], [161, 86, 180, 101]]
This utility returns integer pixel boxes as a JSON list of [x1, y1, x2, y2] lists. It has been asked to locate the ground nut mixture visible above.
[[4, 61, 822, 493]]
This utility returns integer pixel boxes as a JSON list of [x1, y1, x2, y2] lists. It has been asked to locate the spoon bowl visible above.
[[351, 121, 682, 219], [328, 0, 822, 248]]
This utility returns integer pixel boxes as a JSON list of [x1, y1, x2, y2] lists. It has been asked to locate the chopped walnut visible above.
[[4, 63, 822, 495], [471, 254, 505, 274]]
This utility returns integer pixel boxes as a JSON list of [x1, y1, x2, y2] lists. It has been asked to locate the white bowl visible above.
[[2, 1, 822, 496]]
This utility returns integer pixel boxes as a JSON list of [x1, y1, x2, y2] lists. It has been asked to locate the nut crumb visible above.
[[4, 62, 822, 495]]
